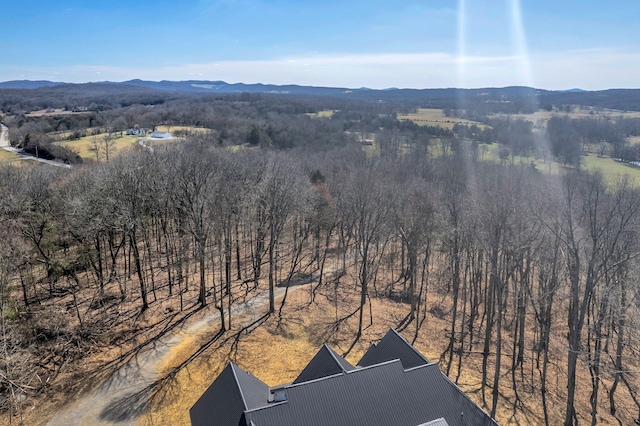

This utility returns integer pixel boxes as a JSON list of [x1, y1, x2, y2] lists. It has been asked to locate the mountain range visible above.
[[2, 79, 640, 111]]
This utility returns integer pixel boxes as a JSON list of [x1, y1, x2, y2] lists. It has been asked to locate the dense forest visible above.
[[2, 87, 640, 425]]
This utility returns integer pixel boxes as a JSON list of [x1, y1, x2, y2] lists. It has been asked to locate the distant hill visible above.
[[122, 79, 355, 96], [0, 80, 62, 89], [2, 79, 640, 111]]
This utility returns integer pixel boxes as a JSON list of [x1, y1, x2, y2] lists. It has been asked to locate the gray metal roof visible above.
[[293, 344, 355, 384], [357, 328, 430, 369], [243, 360, 497, 426], [190, 363, 270, 426], [190, 330, 498, 426]]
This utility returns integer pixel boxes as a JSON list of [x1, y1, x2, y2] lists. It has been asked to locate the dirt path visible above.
[[45, 282, 313, 425]]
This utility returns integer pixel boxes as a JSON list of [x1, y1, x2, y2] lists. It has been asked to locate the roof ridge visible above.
[[324, 344, 353, 372], [347, 358, 402, 373], [229, 363, 249, 410], [285, 359, 404, 390], [388, 329, 429, 363]]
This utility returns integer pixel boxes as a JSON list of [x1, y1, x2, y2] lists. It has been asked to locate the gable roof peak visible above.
[[293, 342, 355, 384], [357, 328, 430, 370]]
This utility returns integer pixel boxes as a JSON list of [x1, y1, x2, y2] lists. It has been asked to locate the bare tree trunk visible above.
[[130, 231, 148, 311]]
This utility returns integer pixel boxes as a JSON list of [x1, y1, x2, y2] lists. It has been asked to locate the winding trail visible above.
[[45, 280, 316, 425]]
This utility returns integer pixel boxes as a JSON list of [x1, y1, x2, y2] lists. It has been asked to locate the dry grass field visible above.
[[55, 133, 139, 159], [154, 125, 209, 134], [628, 136, 640, 145], [26, 109, 87, 117], [305, 110, 336, 119], [495, 107, 640, 127], [398, 108, 488, 129]]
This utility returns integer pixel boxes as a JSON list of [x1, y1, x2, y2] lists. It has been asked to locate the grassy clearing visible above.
[[26, 109, 85, 117], [154, 125, 209, 134], [628, 136, 640, 145], [398, 108, 487, 129], [495, 107, 640, 127], [475, 143, 640, 185], [55, 133, 139, 159], [581, 154, 640, 184], [306, 110, 336, 119]]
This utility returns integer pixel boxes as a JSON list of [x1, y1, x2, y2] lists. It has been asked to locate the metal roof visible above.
[[190, 363, 270, 426], [243, 360, 498, 426], [190, 329, 498, 426], [293, 344, 355, 384], [357, 328, 430, 369]]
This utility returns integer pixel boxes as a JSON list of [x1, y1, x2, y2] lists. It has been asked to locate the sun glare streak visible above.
[[456, 0, 479, 201], [508, 0, 533, 86], [508, 0, 560, 176], [457, 0, 466, 88]]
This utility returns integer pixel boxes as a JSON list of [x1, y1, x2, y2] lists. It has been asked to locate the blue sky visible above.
[[3, 0, 639, 89]]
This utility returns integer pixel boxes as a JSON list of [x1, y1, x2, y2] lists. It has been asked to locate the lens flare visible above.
[[508, 0, 533, 86], [457, 0, 466, 89]]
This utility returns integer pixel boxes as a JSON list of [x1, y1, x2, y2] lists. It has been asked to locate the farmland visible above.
[[398, 108, 487, 128], [55, 133, 139, 159]]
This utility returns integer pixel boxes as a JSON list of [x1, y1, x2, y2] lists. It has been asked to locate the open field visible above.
[[56, 133, 139, 159], [436, 141, 640, 186], [581, 154, 640, 183], [495, 107, 640, 127], [398, 108, 488, 129], [26, 109, 87, 117], [499, 146, 640, 185], [628, 136, 640, 145], [305, 110, 336, 119], [154, 125, 209, 134]]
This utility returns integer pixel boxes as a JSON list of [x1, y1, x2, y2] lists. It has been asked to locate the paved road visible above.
[[0, 124, 10, 147], [0, 123, 72, 168], [45, 282, 312, 425]]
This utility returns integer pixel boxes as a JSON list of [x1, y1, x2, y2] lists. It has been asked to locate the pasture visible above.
[[398, 108, 487, 129], [26, 108, 86, 117], [496, 107, 640, 127], [306, 110, 336, 119], [476, 142, 640, 185], [154, 125, 209, 134], [56, 133, 139, 159], [581, 154, 640, 184]]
